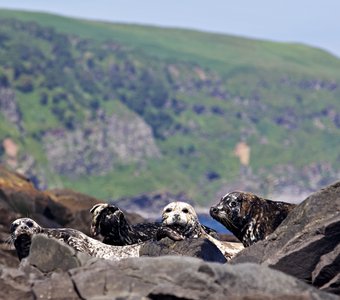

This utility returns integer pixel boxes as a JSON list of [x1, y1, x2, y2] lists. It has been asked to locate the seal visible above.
[[9, 218, 41, 260], [10, 217, 141, 261], [90, 203, 161, 245], [210, 191, 296, 247], [157, 201, 244, 260], [90, 203, 219, 245]]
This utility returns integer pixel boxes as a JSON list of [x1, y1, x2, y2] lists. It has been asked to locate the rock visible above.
[[231, 181, 340, 294], [0, 166, 50, 218], [42, 112, 161, 177], [32, 272, 80, 300], [0, 88, 23, 131], [68, 257, 336, 299], [4, 233, 338, 299], [140, 237, 227, 263], [46, 188, 147, 234], [45, 189, 101, 235], [312, 243, 340, 294], [23, 235, 92, 274], [0, 266, 34, 300]]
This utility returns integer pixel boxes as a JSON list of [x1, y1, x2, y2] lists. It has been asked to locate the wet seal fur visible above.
[[10, 218, 141, 261], [210, 191, 296, 247], [157, 201, 244, 260], [90, 203, 218, 245]]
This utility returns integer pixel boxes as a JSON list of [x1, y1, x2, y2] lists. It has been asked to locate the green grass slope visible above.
[[1, 9, 339, 77]]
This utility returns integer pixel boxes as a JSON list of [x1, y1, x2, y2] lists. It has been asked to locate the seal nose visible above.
[[210, 206, 218, 216], [174, 214, 181, 221]]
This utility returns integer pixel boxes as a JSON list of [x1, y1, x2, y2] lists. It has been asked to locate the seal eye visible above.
[[26, 221, 34, 228], [182, 208, 189, 214], [229, 201, 237, 208], [165, 208, 172, 213], [10, 223, 18, 233]]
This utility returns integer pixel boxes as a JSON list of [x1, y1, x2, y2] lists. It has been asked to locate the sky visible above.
[[0, 0, 339, 57]]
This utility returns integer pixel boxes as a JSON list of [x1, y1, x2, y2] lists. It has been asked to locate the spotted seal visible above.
[[90, 203, 218, 245], [10, 218, 141, 261], [210, 191, 296, 247], [157, 201, 244, 260]]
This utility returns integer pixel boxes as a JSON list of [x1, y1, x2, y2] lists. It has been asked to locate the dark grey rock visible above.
[[0, 265, 34, 300], [32, 272, 80, 300], [23, 234, 92, 273], [312, 243, 340, 294], [140, 237, 227, 263], [231, 181, 340, 294], [5, 238, 338, 300], [68, 257, 337, 300]]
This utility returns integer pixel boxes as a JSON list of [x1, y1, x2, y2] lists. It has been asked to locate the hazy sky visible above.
[[1, 0, 339, 57]]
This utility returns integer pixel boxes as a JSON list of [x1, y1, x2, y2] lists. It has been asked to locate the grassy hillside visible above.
[[1, 10, 339, 77], [0, 9, 339, 203]]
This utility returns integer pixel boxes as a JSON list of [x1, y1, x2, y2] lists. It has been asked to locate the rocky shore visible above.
[[0, 166, 339, 299]]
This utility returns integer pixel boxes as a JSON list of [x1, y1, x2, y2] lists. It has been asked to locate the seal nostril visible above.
[[210, 207, 218, 214]]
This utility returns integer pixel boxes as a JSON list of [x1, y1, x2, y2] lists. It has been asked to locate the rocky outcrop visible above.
[[231, 181, 340, 294], [43, 111, 161, 176], [0, 166, 146, 267], [1, 234, 336, 299], [0, 88, 23, 132]]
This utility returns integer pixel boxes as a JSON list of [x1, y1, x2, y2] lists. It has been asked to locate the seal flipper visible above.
[[156, 226, 184, 241]]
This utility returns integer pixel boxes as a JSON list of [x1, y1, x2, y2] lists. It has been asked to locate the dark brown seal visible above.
[[210, 192, 296, 247], [90, 203, 161, 245]]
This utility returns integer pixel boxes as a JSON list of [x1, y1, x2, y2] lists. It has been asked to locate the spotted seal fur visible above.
[[210, 191, 296, 247], [90, 203, 218, 245], [157, 201, 244, 260], [10, 218, 141, 261]]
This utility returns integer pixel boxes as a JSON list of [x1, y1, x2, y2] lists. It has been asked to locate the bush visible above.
[[16, 75, 34, 93]]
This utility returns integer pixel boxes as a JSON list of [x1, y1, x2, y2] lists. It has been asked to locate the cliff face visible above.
[[0, 88, 23, 132], [43, 111, 160, 176]]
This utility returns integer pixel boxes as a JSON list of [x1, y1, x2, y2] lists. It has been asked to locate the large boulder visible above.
[[231, 181, 340, 294], [14, 235, 337, 299]]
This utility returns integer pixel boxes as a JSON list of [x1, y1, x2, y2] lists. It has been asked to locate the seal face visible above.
[[10, 218, 141, 261], [158, 201, 201, 240], [210, 191, 296, 247], [90, 203, 161, 245], [10, 218, 42, 260]]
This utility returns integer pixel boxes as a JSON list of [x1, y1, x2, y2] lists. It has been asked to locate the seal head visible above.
[[157, 202, 202, 240], [10, 218, 42, 260], [90, 203, 135, 245]]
